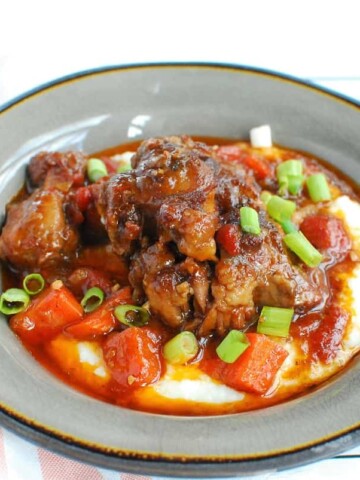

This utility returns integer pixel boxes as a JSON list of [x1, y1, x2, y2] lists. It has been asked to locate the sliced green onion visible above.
[[240, 206, 261, 235], [284, 231, 323, 267], [267, 195, 296, 223], [216, 330, 249, 363], [81, 287, 104, 313], [23, 273, 45, 295], [260, 191, 272, 205], [114, 304, 150, 327], [0, 288, 30, 315], [280, 219, 298, 234], [87, 158, 108, 183], [277, 160, 304, 196], [163, 331, 199, 365], [287, 175, 304, 195], [117, 162, 132, 173], [277, 160, 303, 178], [306, 173, 331, 202], [257, 306, 294, 337], [278, 180, 288, 197], [278, 176, 304, 196]]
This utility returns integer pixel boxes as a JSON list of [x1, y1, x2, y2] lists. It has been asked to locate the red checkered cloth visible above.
[[0, 427, 153, 480], [1, 425, 360, 480]]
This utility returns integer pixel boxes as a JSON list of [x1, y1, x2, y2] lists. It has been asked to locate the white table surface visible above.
[[1, 1, 359, 478]]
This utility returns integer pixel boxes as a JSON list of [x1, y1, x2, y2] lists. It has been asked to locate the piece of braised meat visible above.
[[27, 151, 86, 191], [0, 189, 79, 269], [199, 215, 326, 336], [0, 152, 87, 269], [129, 242, 210, 330], [97, 136, 220, 261]]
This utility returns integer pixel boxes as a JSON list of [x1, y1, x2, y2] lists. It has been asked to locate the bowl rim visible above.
[[0, 62, 359, 477], [1, 61, 359, 114]]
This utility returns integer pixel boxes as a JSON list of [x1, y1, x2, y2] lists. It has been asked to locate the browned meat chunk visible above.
[[158, 196, 217, 262], [97, 136, 220, 260], [0, 151, 86, 270], [129, 243, 210, 330], [28, 151, 87, 191], [0, 189, 78, 269], [200, 220, 325, 336], [96, 174, 142, 255]]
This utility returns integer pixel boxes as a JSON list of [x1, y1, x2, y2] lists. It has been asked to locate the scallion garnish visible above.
[[306, 173, 331, 202], [114, 304, 150, 327], [277, 159, 303, 178], [216, 330, 249, 363], [163, 331, 199, 365], [277, 160, 304, 195], [81, 287, 104, 313], [87, 158, 108, 183], [267, 195, 296, 223], [260, 191, 272, 205], [280, 219, 298, 234], [288, 175, 304, 195], [257, 306, 294, 337], [0, 288, 30, 315], [23, 273, 45, 295], [284, 231, 323, 267], [240, 206, 261, 235]]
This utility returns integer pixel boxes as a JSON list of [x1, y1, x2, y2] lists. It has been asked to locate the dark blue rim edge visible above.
[[0, 62, 359, 114], [1, 61, 360, 477]]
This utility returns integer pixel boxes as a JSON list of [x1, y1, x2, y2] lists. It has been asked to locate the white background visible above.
[[0, 1, 359, 479], [1, 0, 359, 105]]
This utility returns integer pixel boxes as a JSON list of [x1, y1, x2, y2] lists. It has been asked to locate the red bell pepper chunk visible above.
[[216, 224, 241, 256], [65, 286, 133, 339], [102, 327, 162, 388], [10, 282, 83, 345], [201, 333, 288, 394], [300, 214, 350, 253], [217, 145, 272, 180]]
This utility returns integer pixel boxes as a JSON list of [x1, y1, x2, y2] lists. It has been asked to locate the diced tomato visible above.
[[242, 155, 272, 180], [10, 282, 83, 345], [65, 286, 133, 339], [75, 186, 92, 212], [102, 327, 162, 388], [201, 333, 288, 394], [291, 305, 349, 363], [68, 267, 113, 296], [300, 214, 351, 253], [216, 224, 241, 256], [217, 145, 272, 180]]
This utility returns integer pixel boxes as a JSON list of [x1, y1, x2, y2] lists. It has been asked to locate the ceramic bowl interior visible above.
[[0, 64, 359, 477]]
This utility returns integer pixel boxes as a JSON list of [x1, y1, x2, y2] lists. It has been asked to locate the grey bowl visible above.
[[0, 64, 359, 477]]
